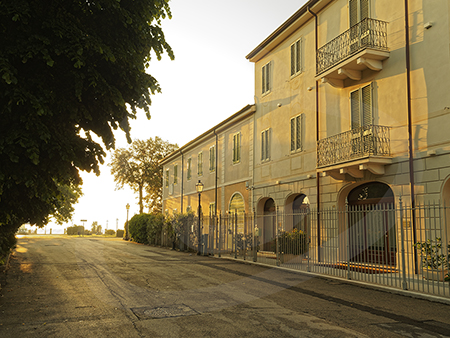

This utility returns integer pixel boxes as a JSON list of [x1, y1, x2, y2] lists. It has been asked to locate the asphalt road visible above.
[[1, 235, 450, 338]]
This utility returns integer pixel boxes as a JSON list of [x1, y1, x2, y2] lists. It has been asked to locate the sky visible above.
[[34, 0, 309, 234]]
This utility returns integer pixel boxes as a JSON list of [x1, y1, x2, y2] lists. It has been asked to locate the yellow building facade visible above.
[[162, 0, 450, 249]]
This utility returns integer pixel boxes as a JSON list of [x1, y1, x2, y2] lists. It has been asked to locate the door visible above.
[[348, 182, 396, 266]]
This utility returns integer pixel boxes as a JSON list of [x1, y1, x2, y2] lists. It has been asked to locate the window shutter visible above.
[[290, 44, 296, 76], [296, 115, 302, 150], [351, 90, 360, 129], [262, 66, 266, 93], [174, 165, 178, 184], [265, 63, 270, 92], [360, 0, 369, 20], [349, 0, 358, 27], [296, 40, 301, 74], [290, 118, 295, 151], [362, 84, 372, 126], [237, 133, 241, 162]]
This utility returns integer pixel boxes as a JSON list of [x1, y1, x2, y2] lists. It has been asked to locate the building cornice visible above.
[[160, 104, 256, 165], [246, 0, 332, 63]]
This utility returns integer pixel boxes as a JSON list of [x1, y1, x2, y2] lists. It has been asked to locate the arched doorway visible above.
[[263, 198, 276, 251], [347, 182, 396, 266], [229, 193, 245, 234], [293, 194, 310, 232]]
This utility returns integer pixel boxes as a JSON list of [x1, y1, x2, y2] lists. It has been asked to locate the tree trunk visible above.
[[139, 184, 144, 214]]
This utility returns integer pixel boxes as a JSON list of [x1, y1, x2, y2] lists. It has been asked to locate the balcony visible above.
[[317, 125, 392, 180], [316, 18, 389, 88]]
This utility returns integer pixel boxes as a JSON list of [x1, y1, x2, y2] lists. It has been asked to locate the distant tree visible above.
[[110, 137, 178, 213], [91, 221, 99, 233], [0, 1, 173, 246]]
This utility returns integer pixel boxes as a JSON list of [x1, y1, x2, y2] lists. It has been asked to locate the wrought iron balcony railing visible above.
[[317, 125, 390, 168], [316, 18, 388, 75]]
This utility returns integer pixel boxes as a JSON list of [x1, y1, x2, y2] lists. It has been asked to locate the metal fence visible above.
[[190, 201, 450, 299], [317, 125, 390, 168], [316, 18, 389, 75]]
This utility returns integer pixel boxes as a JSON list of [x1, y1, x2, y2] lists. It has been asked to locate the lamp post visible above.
[[195, 180, 204, 255], [125, 203, 130, 240]]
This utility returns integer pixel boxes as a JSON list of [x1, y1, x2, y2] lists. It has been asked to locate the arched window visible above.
[[293, 194, 309, 232]]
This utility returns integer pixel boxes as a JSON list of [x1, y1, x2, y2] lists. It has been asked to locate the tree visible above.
[[110, 137, 178, 213], [52, 183, 83, 225], [0, 1, 173, 238]]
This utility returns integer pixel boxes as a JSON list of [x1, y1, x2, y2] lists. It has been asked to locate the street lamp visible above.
[[195, 180, 204, 255], [125, 203, 130, 240]]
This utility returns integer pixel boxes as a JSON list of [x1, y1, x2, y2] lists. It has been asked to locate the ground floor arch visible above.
[[347, 182, 396, 266]]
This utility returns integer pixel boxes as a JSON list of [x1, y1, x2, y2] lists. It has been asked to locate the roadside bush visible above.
[[116, 229, 125, 238], [67, 225, 85, 235], [84, 230, 92, 235], [128, 214, 150, 244], [105, 230, 115, 236], [0, 223, 17, 265], [147, 213, 164, 245], [164, 211, 195, 250]]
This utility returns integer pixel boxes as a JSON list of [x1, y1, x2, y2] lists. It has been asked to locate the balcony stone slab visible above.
[[318, 157, 393, 180], [317, 49, 390, 88]]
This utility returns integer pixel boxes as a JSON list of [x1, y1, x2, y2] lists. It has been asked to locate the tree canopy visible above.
[[110, 137, 178, 213], [0, 1, 173, 234]]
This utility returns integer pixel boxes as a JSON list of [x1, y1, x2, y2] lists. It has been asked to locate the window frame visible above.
[[165, 168, 169, 188], [262, 61, 271, 95], [261, 128, 271, 162], [232, 132, 241, 164], [350, 83, 373, 130], [173, 164, 178, 185], [187, 157, 192, 181], [290, 114, 303, 152], [290, 39, 302, 77], [209, 145, 216, 172], [197, 151, 203, 176]]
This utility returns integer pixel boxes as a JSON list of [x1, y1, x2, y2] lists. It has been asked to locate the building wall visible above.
[[248, 0, 450, 214]]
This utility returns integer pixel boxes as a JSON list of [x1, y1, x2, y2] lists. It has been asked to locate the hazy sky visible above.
[[38, 0, 308, 233]]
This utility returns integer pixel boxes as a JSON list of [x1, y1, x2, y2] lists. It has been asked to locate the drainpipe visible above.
[[308, 5, 321, 262], [213, 129, 218, 217], [404, 0, 418, 273], [180, 149, 184, 213]]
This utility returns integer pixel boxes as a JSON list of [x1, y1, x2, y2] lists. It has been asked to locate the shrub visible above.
[[128, 214, 150, 244], [67, 225, 84, 235], [116, 229, 125, 238], [272, 228, 308, 255], [147, 213, 164, 245], [0, 224, 17, 265], [414, 238, 449, 270], [105, 229, 115, 236], [84, 230, 92, 235]]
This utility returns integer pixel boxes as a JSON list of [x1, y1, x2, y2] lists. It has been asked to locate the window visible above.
[[173, 165, 178, 184], [165, 169, 169, 188], [290, 39, 301, 77], [232, 133, 241, 164], [197, 152, 203, 176], [262, 62, 271, 94], [349, 0, 369, 27], [261, 129, 270, 161], [349, 0, 370, 51], [187, 158, 192, 180], [209, 146, 215, 172], [350, 84, 372, 129], [290, 114, 302, 152]]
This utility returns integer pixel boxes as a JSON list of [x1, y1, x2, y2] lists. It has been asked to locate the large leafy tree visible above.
[[110, 137, 178, 214], [0, 1, 173, 237]]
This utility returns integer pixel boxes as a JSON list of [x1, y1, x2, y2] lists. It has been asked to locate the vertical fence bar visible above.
[[399, 196, 408, 290], [233, 210, 237, 259]]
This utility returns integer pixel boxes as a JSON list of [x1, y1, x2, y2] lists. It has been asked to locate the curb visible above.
[[215, 255, 450, 306]]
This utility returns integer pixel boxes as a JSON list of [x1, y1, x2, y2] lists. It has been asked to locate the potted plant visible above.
[[414, 237, 449, 282], [273, 228, 308, 264]]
